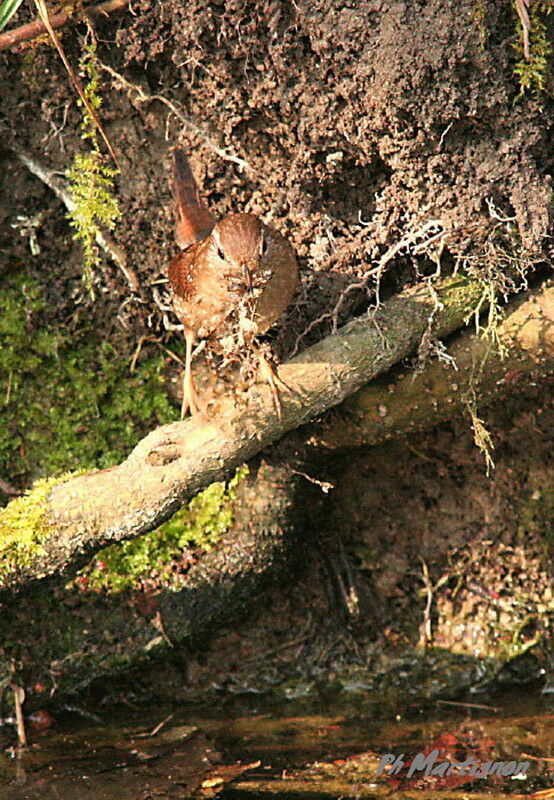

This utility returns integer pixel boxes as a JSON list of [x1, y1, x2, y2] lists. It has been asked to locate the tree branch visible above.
[[305, 279, 554, 449], [0, 0, 130, 52], [0, 462, 307, 695], [1, 274, 539, 592]]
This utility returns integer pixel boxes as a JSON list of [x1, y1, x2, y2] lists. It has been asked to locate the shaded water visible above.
[[1, 688, 552, 799]]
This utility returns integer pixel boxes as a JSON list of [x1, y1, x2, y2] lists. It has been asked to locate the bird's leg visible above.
[[257, 351, 293, 422], [181, 329, 202, 418]]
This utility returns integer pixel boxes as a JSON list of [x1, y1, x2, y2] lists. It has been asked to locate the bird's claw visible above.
[[258, 355, 293, 422]]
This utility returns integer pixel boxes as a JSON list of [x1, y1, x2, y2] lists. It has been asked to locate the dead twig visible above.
[[11, 144, 139, 292], [134, 713, 175, 738], [12, 685, 27, 746], [151, 610, 173, 648], [0, 0, 130, 53], [515, 0, 531, 60], [418, 557, 433, 649], [436, 699, 499, 712]]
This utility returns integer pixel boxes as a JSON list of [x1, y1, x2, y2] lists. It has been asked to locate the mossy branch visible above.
[[0, 474, 80, 582], [77, 466, 248, 594]]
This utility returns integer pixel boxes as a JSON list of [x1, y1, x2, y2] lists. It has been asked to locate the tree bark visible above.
[[2, 274, 550, 593], [304, 279, 554, 448]]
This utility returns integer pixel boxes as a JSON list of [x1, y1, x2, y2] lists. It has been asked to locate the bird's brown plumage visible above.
[[171, 148, 214, 248], [168, 148, 299, 416], [169, 212, 298, 340]]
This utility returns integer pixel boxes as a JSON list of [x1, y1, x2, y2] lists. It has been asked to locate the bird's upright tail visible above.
[[171, 148, 215, 248]]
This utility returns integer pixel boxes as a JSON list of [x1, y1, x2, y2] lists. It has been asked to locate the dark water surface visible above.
[[1, 688, 552, 799]]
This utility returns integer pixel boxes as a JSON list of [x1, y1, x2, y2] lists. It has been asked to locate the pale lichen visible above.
[[465, 394, 496, 475]]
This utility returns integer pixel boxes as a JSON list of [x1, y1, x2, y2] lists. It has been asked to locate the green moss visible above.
[[512, 0, 554, 100], [67, 153, 120, 297], [0, 272, 174, 484], [20, 49, 40, 91], [76, 466, 248, 593], [0, 474, 76, 583], [66, 34, 120, 297]]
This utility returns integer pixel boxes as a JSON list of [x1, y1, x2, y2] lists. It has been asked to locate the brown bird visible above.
[[168, 148, 299, 418]]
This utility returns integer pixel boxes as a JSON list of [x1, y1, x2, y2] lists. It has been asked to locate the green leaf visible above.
[[0, 0, 24, 32]]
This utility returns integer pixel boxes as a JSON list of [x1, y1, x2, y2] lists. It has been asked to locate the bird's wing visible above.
[[168, 242, 202, 301]]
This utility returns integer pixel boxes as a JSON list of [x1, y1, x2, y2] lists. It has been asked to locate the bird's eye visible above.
[[217, 246, 225, 261]]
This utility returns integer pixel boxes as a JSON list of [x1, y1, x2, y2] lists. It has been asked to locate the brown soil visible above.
[[0, 0, 553, 696], [150, 382, 552, 701], [2, 0, 553, 349]]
